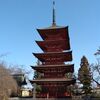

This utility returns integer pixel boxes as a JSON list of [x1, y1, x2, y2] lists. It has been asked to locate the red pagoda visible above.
[[30, 1, 76, 98]]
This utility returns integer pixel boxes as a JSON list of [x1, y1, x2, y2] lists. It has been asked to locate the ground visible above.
[[9, 97, 100, 100]]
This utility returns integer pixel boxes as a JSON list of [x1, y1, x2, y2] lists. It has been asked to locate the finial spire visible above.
[[52, 1, 56, 26]]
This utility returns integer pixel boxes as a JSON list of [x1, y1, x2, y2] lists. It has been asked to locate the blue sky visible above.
[[0, 0, 100, 78]]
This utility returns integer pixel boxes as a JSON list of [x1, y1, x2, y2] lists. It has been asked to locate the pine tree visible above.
[[78, 56, 92, 94]]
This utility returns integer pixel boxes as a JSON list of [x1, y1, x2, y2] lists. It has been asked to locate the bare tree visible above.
[[0, 53, 32, 98], [91, 47, 100, 86], [8, 64, 32, 77], [8, 64, 24, 75], [0, 63, 17, 99]]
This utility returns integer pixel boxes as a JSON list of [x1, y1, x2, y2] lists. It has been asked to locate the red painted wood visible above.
[[31, 26, 76, 98]]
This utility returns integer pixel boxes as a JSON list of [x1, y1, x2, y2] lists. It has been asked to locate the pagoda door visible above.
[[49, 86, 58, 98]]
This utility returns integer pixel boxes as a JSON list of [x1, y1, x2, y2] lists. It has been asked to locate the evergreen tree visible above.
[[78, 56, 92, 94]]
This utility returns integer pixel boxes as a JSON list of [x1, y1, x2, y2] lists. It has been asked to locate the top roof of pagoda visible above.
[[37, 24, 67, 30], [37, 26, 69, 40]]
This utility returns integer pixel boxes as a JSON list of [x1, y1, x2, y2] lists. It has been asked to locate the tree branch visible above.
[[92, 77, 100, 86]]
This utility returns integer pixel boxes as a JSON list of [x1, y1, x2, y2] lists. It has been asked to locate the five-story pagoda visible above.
[[30, 1, 76, 98]]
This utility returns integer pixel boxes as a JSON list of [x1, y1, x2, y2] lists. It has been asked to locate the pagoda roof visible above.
[[37, 26, 69, 40], [32, 64, 74, 67], [36, 39, 70, 52], [37, 25, 67, 30], [30, 78, 76, 84], [33, 51, 72, 62], [31, 64, 74, 73]]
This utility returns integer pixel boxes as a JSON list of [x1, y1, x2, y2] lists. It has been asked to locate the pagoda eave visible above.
[[37, 25, 68, 30], [31, 64, 74, 73], [36, 39, 70, 52], [33, 51, 72, 62], [30, 78, 76, 83], [30, 79, 76, 86], [32, 64, 74, 67]]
